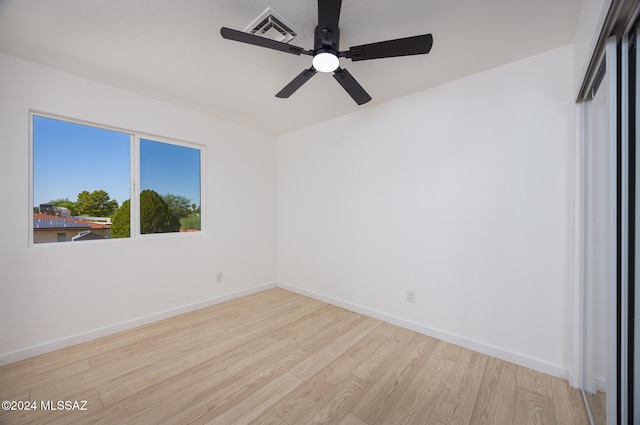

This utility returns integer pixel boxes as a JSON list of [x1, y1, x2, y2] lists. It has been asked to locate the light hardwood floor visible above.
[[585, 392, 605, 425], [0, 288, 589, 425]]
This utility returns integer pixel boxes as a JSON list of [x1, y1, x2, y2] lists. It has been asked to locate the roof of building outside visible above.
[[71, 230, 109, 241], [33, 213, 110, 230]]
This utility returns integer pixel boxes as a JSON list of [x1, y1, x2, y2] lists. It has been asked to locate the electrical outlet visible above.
[[407, 290, 416, 304], [216, 272, 223, 283]]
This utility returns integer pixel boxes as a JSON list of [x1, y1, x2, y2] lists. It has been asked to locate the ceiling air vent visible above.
[[244, 7, 299, 43]]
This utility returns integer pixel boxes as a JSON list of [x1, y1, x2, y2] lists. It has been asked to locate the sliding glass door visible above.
[[632, 25, 639, 425], [581, 24, 638, 424], [582, 38, 617, 425]]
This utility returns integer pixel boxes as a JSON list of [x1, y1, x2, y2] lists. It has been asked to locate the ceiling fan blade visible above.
[[220, 27, 311, 56], [344, 34, 433, 61], [318, 0, 342, 31], [276, 68, 318, 98], [333, 67, 371, 105]]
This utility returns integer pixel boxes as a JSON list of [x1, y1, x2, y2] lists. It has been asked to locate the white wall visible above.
[[278, 45, 575, 378], [0, 52, 278, 364]]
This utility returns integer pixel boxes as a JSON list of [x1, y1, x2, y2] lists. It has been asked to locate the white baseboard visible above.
[[0, 282, 277, 366], [277, 281, 569, 380]]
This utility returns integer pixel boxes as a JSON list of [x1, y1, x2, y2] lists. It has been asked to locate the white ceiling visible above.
[[0, 0, 582, 135]]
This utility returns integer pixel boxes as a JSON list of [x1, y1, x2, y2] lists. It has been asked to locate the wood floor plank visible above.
[[380, 344, 457, 425], [291, 374, 369, 425], [0, 360, 91, 399], [550, 377, 590, 425], [247, 409, 288, 425], [351, 335, 437, 425], [31, 343, 203, 405], [353, 327, 418, 383], [172, 308, 240, 330], [202, 372, 303, 425], [96, 344, 224, 407], [91, 369, 236, 425], [260, 297, 331, 333], [586, 391, 606, 425], [514, 386, 557, 425], [271, 332, 387, 424], [431, 339, 463, 362], [429, 348, 488, 425], [372, 322, 401, 337], [0, 358, 32, 382], [99, 310, 316, 408], [215, 292, 315, 334], [87, 318, 228, 369], [223, 331, 308, 379], [338, 413, 369, 425], [225, 305, 349, 379], [0, 388, 30, 403], [289, 317, 382, 381], [517, 366, 553, 398], [31, 320, 179, 369], [298, 309, 369, 354], [155, 369, 300, 425], [468, 357, 517, 425], [96, 301, 330, 408], [0, 288, 589, 425]]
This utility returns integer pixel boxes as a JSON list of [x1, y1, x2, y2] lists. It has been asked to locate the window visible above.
[[139, 139, 201, 234], [31, 114, 204, 244]]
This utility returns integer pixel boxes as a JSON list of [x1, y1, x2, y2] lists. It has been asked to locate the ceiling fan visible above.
[[220, 0, 433, 105]]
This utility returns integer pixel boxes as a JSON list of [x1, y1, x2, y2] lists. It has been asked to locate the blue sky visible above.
[[33, 116, 201, 209], [140, 138, 201, 206]]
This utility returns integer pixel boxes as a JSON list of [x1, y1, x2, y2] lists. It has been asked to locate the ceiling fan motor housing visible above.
[[314, 26, 339, 54]]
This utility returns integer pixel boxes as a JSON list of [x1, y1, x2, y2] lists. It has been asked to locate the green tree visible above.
[[109, 190, 180, 237], [76, 190, 119, 217], [140, 190, 180, 234], [179, 215, 201, 231], [47, 198, 80, 215], [111, 200, 130, 238], [162, 194, 193, 219]]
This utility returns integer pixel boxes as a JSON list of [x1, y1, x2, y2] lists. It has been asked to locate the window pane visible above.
[[33, 116, 130, 243], [139, 139, 201, 234]]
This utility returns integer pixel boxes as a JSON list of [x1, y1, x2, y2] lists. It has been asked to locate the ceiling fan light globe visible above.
[[313, 52, 339, 73]]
